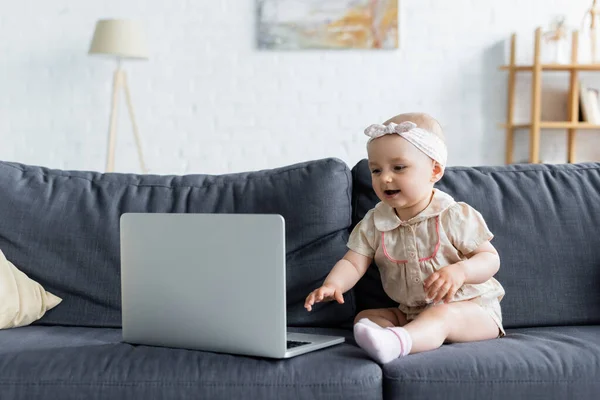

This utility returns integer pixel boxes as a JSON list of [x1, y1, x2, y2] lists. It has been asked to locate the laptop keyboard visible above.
[[287, 340, 311, 349]]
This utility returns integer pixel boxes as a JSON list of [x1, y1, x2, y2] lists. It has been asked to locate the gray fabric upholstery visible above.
[[351, 160, 600, 329], [0, 158, 354, 328], [3, 156, 600, 400], [382, 326, 600, 399], [0, 326, 381, 400]]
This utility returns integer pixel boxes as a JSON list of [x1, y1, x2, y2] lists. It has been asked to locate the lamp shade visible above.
[[89, 19, 149, 59]]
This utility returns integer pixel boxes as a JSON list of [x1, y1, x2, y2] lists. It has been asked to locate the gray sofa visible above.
[[0, 157, 598, 399]]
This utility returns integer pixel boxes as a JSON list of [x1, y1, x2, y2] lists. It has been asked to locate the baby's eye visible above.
[[394, 165, 406, 171], [370, 169, 381, 174]]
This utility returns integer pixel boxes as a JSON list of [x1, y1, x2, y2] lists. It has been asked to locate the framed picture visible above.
[[257, 0, 399, 50]]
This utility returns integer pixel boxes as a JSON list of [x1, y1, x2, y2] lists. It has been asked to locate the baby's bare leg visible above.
[[404, 300, 499, 354], [354, 308, 408, 328]]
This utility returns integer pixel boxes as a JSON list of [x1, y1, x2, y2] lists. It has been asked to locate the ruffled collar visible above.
[[373, 189, 455, 231]]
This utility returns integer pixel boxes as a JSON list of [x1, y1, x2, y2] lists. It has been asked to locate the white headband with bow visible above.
[[364, 121, 448, 166]]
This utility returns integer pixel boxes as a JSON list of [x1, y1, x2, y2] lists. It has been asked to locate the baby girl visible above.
[[305, 113, 505, 364]]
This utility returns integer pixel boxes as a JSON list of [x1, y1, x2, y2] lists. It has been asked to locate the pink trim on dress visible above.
[[381, 216, 440, 264], [381, 231, 408, 263]]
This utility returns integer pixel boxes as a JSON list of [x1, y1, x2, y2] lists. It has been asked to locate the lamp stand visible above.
[[105, 59, 147, 173]]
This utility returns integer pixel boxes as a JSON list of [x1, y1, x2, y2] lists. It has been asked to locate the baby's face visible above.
[[367, 134, 437, 216]]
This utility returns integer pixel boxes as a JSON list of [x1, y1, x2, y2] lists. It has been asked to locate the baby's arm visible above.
[[304, 250, 372, 311], [424, 240, 500, 303], [455, 240, 500, 284]]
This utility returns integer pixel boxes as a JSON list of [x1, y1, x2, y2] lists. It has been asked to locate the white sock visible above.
[[353, 320, 412, 364], [356, 318, 383, 329], [388, 326, 412, 357]]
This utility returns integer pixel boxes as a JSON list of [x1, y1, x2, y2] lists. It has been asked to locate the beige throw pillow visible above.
[[0, 249, 62, 329]]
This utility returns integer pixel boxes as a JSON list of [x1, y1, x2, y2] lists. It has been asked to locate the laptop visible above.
[[120, 213, 345, 358]]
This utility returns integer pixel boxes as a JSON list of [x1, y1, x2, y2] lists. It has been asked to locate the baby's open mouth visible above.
[[384, 190, 401, 196]]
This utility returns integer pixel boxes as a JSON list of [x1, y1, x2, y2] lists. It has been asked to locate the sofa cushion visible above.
[[351, 160, 600, 328], [0, 326, 381, 400], [0, 249, 62, 328], [381, 326, 600, 399], [0, 158, 354, 328]]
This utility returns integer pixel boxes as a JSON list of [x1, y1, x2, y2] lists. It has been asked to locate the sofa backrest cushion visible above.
[[351, 160, 600, 329], [0, 158, 354, 328]]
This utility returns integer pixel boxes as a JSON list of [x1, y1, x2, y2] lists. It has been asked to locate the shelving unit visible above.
[[501, 27, 600, 164]]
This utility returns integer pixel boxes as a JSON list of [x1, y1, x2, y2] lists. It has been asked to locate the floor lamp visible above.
[[89, 19, 149, 173]]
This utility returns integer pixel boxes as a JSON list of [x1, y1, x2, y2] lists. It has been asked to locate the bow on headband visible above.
[[364, 121, 448, 166]]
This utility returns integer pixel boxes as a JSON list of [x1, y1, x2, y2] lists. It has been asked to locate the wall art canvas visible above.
[[257, 0, 398, 50]]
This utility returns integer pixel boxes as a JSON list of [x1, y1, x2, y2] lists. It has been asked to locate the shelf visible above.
[[500, 122, 600, 129], [499, 64, 600, 71], [502, 28, 600, 164], [541, 122, 600, 129], [500, 123, 531, 129]]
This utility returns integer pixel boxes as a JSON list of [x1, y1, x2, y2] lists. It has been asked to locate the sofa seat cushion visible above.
[[382, 326, 600, 399], [0, 326, 381, 400]]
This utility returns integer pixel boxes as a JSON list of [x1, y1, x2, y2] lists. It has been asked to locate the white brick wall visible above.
[[0, 0, 598, 174]]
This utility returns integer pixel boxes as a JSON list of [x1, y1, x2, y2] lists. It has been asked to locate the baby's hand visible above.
[[304, 284, 344, 312], [423, 263, 466, 304]]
